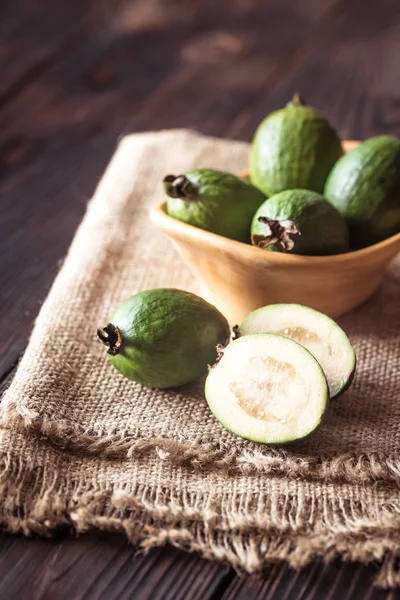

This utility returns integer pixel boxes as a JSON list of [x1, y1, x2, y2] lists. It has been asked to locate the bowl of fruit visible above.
[[151, 95, 400, 324]]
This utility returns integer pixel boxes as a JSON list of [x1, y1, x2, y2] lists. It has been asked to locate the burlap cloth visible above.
[[1, 130, 400, 587]]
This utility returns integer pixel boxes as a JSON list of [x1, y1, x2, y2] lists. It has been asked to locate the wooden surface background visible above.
[[1, 0, 400, 597]]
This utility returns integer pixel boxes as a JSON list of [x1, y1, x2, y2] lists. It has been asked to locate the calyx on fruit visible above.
[[251, 216, 301, 251], [162, 174, 199, 200], [287, 92, 306, 107], [97, 323, 122, 356]]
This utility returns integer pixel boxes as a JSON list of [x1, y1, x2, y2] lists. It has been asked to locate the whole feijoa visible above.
[[250, 94, 343, 196], [205, 333, 329, 445], [251, 189, 349, 255], [97, 289, 231, 388], [163, 168, 265, 242], [324, 135, 400, 247]]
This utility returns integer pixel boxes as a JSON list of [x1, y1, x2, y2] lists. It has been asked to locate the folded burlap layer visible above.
[[1, 130, 400, 587]]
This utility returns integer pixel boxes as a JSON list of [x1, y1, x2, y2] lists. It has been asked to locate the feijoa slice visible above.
[[239, 304, 356, 399], [205, 334, 329, 445]]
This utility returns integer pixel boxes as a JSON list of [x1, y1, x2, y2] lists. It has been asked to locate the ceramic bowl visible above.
[[150, 141, 400, 324]]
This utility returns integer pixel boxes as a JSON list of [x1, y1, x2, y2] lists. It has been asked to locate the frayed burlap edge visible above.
[[0, 451, 400, 588], [1, 410, 400, 488]]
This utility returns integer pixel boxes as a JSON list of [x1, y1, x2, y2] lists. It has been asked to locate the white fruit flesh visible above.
[[205, 334, 328, 444], [239, 304, 355, 398]]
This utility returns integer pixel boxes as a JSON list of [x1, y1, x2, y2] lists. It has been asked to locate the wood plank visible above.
[[0, 533, 233, 600], [127, 0, 342, 136], [0, 0, 341, 145], [0, 530, 396, 600], [221, 562, 400, 600], [0, 0, 101, 106], [226, 0, 400, 140]]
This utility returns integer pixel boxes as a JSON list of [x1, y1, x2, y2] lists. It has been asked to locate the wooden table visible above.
[[1, 0, 399, 597]]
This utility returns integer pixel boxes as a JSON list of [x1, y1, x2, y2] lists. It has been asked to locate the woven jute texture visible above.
[[1, 130, 400, 587]]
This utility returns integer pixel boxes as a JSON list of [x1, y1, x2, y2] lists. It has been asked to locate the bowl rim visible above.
[[151, 201, 400, 266], [150, 139, 400, 267]]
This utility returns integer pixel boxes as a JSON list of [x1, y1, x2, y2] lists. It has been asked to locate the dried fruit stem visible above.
[[232, 325, 240, 340], [163, 174, 199, 200], [252, 217, 300, 251], [288, 93, 306, 107], [97, 323, 122, 356]]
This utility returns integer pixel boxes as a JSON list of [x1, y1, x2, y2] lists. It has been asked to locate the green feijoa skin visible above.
[[324, 135, 400, 247], [250, 94, 343, 196], [238, 303, 356, 399], [205, 333, 329, 445], [163, 168, 266, 243], [251, 189, 349, 255], [97, 289, 231, 389]]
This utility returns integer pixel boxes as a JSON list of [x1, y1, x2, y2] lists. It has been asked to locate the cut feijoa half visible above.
[[238, 304, 356, 399], [205, 334, 329, 445]]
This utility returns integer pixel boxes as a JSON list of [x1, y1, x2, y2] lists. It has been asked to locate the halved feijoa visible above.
[[239, 304, 356, 399], [205, 334, 329, 445]]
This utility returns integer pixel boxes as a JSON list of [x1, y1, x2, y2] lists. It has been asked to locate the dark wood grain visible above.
[[0, 532, 234, 600], [221, 561, 400, 600], [0, 533, 398, 600], [227, 0, 400, 140], [1, 0, 400, 598], [0, 0, 342, 376], [0, 0, 107, 107]]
